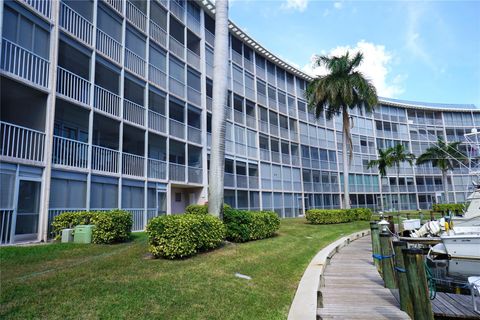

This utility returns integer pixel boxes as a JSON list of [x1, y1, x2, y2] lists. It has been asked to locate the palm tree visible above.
[[416, 137, 467, 203], [208, 0, 229, 218], [306, 52, 378, 209], [367, 148, 393, 211], [389, 144, 415, 212]]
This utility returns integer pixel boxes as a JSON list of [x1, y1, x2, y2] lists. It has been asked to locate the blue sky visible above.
[[228, 0, 480, 106]]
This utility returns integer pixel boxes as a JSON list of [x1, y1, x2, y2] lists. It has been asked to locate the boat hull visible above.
[[441, 234, 480, 259]]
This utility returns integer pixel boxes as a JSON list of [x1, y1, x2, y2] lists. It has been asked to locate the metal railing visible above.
[[148, 110, 167, 134], [56, 66, 91, 105], [94, 85, 121, 117], [126, 1, 147, 32], [169, 163, 186, 181], [52, 136, 88, 168], [169, 119, 185, 139], [123, 99, 145, 126], [46, 208, 84, 238], [21, 0, 52, 18], [96, 29, 122, 64], [188, 166, 202, 183], [148, 158, 167, 180], [169, 76, 185, 98], [122, 152, 144, 177], [91, 145, 119, 173], [126, 208, 144, 231], [244, 59, 254, 73], [224, 172, 235, 187], [260, 149, 270, 161], [206, 97, 212, 111], [103, 0, 123, 14], [188, 126, 202, 144], [169, 36, 185, 60], [170, 0, 185, 22], [60, 2, 93, 45], [149, 64, 167, 89], [0, 121, 45, 163], [234, 110, 244, 125], [249, 176, 259, 189], [125, 48, 146, 77], [187, 13, 201, 35], [246, 115, 256, 129], [187, 86, 201, 106], [149, 20, 167, 47], [205, 30, 215, 46], [232, 50, 243, 66], [245, 86, 255, 100], [187, 49, 200, 69], [1, 38, 50, 88], [257, 92, 267, 106], [236, 174, 248, 188]]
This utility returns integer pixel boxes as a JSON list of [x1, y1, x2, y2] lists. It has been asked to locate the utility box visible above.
[[74, 225, 94, 244], [61, 228, 74, 243]]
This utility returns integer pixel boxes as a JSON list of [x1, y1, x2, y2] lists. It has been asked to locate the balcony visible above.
[[21, 0, 52, 19], [169, 119, 185, 139], [150, 20, 167, 48], [124, 48, 146, 77], [125, 208, 144, 231], [169, 77, 185, 98], [170, 0, 185, 22], [245, 86, 255, 101], [257, 93, 267, 106], [94, 85, 120, 117], [281, 153, 290, 165], [206, 97, 212, 112], [248, 146, 257, 158], [187, 86, 201, 106], [96, 29, 122, 64], [187, 126, 202, 144], [244, 59, 253, 73], [1, 38, 50, 88], [188, 166, 202, 184], [280, 128, 289, 140], [104, 0, 123, 15], [170, 163, 186, 181], [205, 30, 215, 47], [126, 1, 147, 32], [260, 149, 270, 161], [56, 67, 91, 106], [149, 64, 167, 90], [0, 121, 45, 163], [91, 145, 119, 173], [122, 152, 144, 177], [148, 158, 167, 180], [224, 172, 235, 187], [246, 115, 256, 129], [270, 124, 279, 136], [52, 135, 88, 168], [148, 110, 167, 134], [123, 99, 145, 126], [249, 176, 259, 189], [233, 80, 244, 95], [187, 50, 200, 70], [169, 37, 185, 60], [186, 14, 201, 35], [233, 110, 244, 125], [59, 2, 93, 46]]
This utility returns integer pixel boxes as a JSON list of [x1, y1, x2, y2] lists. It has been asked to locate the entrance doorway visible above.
[[14, 180, 41, 242]]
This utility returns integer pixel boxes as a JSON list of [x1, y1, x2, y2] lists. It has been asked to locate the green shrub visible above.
[[432, 203, 465, 215], [223, 209, 280, 242], [51, 210, 132, 244], [306, 209, 354, 224], [146, 214, 225, 259], [350, 208, 373, 221], [185, 204, 232, 215]]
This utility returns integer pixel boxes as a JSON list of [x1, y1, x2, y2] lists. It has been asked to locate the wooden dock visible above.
[[432, 292, 480, 319], [317, 236, 410, 319]]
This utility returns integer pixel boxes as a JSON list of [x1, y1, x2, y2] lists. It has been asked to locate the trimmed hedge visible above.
[[432, 203, 465, 215], [146, 214, 225, 259], [306, 208, 373, 224], [184, 204, 233, 215], [224, 209, 280, 242], [51, 210, 132, 244]]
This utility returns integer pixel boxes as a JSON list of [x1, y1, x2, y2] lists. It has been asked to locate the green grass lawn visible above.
[[0, 218, 368, 320]]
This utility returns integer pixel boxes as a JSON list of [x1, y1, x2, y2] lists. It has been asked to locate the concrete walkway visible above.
[[317, 236, 410, 319]]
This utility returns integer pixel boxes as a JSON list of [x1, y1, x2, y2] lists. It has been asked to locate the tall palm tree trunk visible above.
[[342, 127, 350, 209], [208, 0, 229, 218], [442, 170, 449, 203]]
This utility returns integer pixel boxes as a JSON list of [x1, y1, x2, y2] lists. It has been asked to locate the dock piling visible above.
[[393, 241, 414, 318], [379, 231, 396, 289], [370, 222, 381, 271]]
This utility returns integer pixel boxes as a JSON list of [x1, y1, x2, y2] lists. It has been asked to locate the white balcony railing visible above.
[[187, 86, 201, 106], [125, 48, 146, 77], [0, 121, 45, 163], [148, 158, 167, 180], [187, 49, 200, 69], [148, 110, 167, 134], [123, 99, 145, 126], [126, 208, 144, 231], [91, 145, 119, 173], [104, 0, 123, 14], [170, 0, 185, 22], [94, 85, 121, 117], [186, 14, 201, 35], [149, 20, 167, 47], [60, 2, 93, 45], [187, 126, 201, 144], [96, 29, 122, 64], [148, 64, 167, 89], [122, 152, 144, 177], [21, 0, 52, 18], [1, 38, 50, 88], [169, 119, 185, 139], [169, 163, 185, 181], [169, 37, 185, 60], [126, 1, 147, 32], [169, 77, 185, 98], [188, 166, 202, 183], [56, 67, 91, 105], [52, 136, 88, 168]]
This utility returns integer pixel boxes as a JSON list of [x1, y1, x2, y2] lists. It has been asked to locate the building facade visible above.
[[0, 0, 478, 244]]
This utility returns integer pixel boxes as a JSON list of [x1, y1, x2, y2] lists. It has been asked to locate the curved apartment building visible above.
[[0, 0, 478, 244]]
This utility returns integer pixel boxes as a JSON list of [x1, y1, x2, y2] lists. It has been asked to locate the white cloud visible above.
[[302, 40, 406, 98], [333, 2, 343, 10], [281, 0, 308, 12]]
